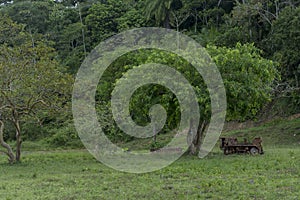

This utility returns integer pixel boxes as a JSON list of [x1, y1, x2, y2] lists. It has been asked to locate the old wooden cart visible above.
[[220, 137, 264, 155]]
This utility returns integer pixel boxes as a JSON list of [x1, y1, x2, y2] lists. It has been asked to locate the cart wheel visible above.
[[224, 149, 229, 155], [250, 147, 259, 155]]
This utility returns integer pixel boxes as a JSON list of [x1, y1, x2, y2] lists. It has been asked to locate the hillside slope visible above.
[[222, 117, 300, 147]]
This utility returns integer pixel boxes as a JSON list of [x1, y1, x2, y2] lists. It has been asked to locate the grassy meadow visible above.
[[0, 118, 299, 200]]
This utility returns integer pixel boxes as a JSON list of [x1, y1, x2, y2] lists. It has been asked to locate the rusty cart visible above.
[[220, 137, 264, 155]]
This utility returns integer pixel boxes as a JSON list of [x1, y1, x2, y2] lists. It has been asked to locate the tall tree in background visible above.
[[1, 0, 54, 34], [265, 6, 300, 112], [144, 0, 182, 28], [268, 6, 300, 85], [85, 0, 128, 46]]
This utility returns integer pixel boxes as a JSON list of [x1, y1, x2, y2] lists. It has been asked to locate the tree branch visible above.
[[0, 90, 15, 109], [0, 104, 12, 110]]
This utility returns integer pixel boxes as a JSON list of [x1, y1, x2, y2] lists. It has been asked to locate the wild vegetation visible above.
[[0, 1, 299, 198], [1, 0, 299, 162]]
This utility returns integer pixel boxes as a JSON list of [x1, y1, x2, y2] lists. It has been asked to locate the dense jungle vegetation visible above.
[[0, 0, 299, 162]]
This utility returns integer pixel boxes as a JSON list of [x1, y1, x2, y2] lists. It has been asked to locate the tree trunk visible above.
[[14, 119, 22, 162], [188, 120, 208, 155], [78, 2, 87, 58], [153, 124, 157, 143], [164, 11, 171, 29], [0, 120, 16, 163], [194, 10, 198, 33]]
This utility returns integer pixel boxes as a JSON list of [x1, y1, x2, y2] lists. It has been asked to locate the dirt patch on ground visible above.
[[288, 113, 300, 120]]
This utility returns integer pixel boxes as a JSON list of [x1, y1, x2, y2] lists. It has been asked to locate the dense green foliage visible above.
[[93, 44, 277, 145], [0, 0, 299, 158], [0, 1, 299, 199], [207, 43, 279, 120]]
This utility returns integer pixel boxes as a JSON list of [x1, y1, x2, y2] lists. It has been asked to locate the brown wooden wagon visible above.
[[219, 137, 264, 155]]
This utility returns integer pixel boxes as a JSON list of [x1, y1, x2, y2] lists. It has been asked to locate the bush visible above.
[[46, 123, 83, 148]]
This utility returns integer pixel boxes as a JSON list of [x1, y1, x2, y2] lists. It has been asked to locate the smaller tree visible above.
[[0, 18, 72, 163]]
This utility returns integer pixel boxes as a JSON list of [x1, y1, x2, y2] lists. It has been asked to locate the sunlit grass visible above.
[[0, 147, 299, 199], [0, 118, 299, 199]]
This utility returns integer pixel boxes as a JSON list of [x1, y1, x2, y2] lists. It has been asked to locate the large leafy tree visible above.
[[207, 43, 279, 120], [0, 17, 72, 163], [95, 43, 278, 154]]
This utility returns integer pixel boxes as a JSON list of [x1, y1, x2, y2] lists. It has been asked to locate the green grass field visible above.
[[0, 118, 299, 200]]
